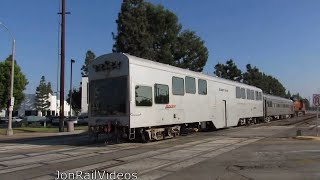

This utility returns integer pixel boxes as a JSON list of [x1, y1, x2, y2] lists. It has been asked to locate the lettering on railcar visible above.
[[165, 104, 176, 108], [219, 88, 229, 92], [93, 61, 122, 72]]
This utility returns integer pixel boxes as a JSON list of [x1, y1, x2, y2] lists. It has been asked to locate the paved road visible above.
[[0, 117, 319, 180]]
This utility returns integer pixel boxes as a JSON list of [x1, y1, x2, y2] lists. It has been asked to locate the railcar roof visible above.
[[264, 94, 293, 103], [117, 53, 262, 91]]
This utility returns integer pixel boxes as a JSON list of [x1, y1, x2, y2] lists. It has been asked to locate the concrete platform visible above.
[[295, 136, 320, 140]]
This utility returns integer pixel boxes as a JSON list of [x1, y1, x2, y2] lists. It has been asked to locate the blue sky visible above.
[[1, 0, 320, 99]]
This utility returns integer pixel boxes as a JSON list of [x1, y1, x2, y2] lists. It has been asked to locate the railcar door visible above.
[[264, 99, 267, 117], [222, 100, 227, 127]]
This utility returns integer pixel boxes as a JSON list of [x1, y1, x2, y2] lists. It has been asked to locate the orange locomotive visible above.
[[293, 100, 306, 116]]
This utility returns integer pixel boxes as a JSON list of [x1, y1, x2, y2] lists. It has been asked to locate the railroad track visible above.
[[252, 114, 316, 127]]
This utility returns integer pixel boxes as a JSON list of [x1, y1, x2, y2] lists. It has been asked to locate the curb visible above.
[[294, 136, 320, 141], [0, 130, 88, 143]]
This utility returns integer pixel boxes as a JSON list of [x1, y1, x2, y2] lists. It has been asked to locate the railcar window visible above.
[[90, 77, 127, 117], [259, 92, 262, 100], [241, 88, 246, 99], [135, 85, 152, 106], [172, 77, 184, 95], [250, 90, 254, 100], [236, 87, 241, 98], [270, 101, 273, 107], [154, 84, 169, 104], [246, 89, 250, 100], [198, 79, 207, 95], [255, 91, 258, 100], [185, 76, 196, 94]]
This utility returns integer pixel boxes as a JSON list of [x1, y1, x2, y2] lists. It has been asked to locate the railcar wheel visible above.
[[264, 117, 270, 123]]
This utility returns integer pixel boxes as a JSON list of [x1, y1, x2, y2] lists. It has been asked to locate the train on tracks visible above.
[[87, 53, 297, 142]]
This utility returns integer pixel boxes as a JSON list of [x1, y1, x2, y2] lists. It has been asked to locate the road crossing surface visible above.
[[0, 118, 319, 180]]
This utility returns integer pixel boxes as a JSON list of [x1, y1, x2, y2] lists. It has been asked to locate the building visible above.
[[17, 93, 71, 117], [81, 76, 89, 115], [0, 109, 5, 118]]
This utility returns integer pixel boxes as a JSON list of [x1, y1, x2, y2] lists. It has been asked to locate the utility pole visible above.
[[58, 0, 70, 132], [0, 22, 15, 136]]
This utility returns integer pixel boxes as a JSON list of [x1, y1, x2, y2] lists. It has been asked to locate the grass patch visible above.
[[75, 126, 88, 130], [0, 125, 88, 135]]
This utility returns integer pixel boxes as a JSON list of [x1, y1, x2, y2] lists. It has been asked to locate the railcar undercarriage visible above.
[[89, 114, 296, 143]]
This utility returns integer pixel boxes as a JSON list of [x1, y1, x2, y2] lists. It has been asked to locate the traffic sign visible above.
[[10, 97, 15, 106], [313, 94, 320, 107]]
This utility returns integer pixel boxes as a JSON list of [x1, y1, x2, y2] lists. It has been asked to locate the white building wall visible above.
[[56, 99, 71, 116], [0, 109, 6, 118], [48, 93, 57, 112], [81, 76, 88, 115], [17, 93, 71, 117]]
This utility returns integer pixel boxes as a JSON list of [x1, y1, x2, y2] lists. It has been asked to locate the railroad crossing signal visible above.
[[313, 94, 320, 107]]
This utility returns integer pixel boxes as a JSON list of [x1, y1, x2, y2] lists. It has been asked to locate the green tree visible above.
[[145, 3, 181, 64], [81, 50, 96, 76], [47, 82, 53, 94], [113, 0, 208, 72], [214, 59, 242, 82], [263, 75, 286, 97], [34, 76, 50, 115], [0, 55, 28, 110], [112, 0, 153, 59], [243, 64, 286, 97], [292, 93, 301, 101], [285, 90, 292, 99], [243, 64, 262, 86], [66, 87, 81, 116], [175, 30, 208, 72], [302, 98, 310, 110]]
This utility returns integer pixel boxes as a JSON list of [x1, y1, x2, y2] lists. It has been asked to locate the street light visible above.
[[0, 22, 15, 136], [69, 59, 75, 118]]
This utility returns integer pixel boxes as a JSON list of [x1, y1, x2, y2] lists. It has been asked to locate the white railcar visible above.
[[88, 53, 264, 141]]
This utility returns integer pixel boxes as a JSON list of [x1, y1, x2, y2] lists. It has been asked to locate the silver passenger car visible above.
[[263, 94, 294, 121]]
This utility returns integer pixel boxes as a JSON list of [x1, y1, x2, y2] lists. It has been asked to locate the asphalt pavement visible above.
[[0, 116, 318, 180]]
